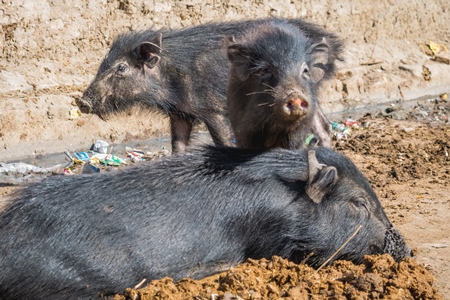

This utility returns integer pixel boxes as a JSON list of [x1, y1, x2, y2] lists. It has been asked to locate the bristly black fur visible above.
[[80, 17, 344, 152], [0, 146, 409, 300], [226, 19, 341, 149]]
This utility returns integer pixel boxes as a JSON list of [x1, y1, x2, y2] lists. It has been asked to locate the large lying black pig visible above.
[[0, 146, 410, 299]]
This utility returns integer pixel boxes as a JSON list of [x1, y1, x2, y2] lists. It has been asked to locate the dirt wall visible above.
[[0, 0, 449, 160]]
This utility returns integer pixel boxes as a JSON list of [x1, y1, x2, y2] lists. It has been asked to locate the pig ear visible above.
[[309, 68, 325, 84], [137, 33, 162, 68], [308, 38, 330, 83], [306, 150, 338, 204], [227, 44, 253, 81]]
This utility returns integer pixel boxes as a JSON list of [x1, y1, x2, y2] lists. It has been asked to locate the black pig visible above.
[[0, 146, 409, 299], [77, 18, 343, 152], [227, 20, 338, 149]]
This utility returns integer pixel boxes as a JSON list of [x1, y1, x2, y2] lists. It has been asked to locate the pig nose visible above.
[[282, 95, 308, 117], [383, 227, 411, 262], [76, 98, 92, 114]]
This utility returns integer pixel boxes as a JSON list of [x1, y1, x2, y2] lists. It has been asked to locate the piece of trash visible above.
[[90, 154, 126, 166], [431, 244, 447, 249], [0, 159, 73, 175], [0, 162, 49, 175], [440, 93, 448, 100], [331, 122, 346, 132], [344, 119, 361, 129], [92, 140, 109, 154], [74, 152, 89, 161], [331, 118, 365, 141], [126, 147, 145, 157], [0, 157, 74, 185], [429, 41, 448, 55], [64, 150, 74, 161], [126, 147, 146, 163], [331, 121, 352, 141], [63, 168, 73, 174], [331, 121, 352, 133], [69, 109, 81, 119], [304, 134, 316, 145], [81, 162, 100, 174]]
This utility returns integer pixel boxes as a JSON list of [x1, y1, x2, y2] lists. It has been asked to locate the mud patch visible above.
[[112, 255, 442, 300]]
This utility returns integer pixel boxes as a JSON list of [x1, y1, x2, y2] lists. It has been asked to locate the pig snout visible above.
[[76, 98, 93, 114], [382, 227, 412, 262], [282, 93, 309, 118]]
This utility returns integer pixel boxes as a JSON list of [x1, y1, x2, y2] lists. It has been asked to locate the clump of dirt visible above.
[[111, 255, 442, 300]]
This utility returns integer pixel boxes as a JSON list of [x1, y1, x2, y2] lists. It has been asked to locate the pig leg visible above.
[[170, 114, 193, 153], [311, 105, 332, 148], [204, 114, 235, 147]]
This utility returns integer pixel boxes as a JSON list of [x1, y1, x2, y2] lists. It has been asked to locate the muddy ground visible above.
[[114, 255, 442, 299]]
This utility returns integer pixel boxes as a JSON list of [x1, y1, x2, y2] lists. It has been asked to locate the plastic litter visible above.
[[0, 162, 50, 175], [81, 162, 100, 174], [90, 154, 126, 166], [0, 151, 75, 185], [331, 118, 363, 141], [408, 97, 449, 125], [304, 134, 316, 146], [63, 168, 73, 174], [74, 152, 89, 161], [429, 41, 448, 55], [343, 118, 361, 129], [92, 140, 109, 154], [126, 147, 145, 162], [125, 146, 171, 162], [69, 109, 81, 119], [331, 122, 346, 132]]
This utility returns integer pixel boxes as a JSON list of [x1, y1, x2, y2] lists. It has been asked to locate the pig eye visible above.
[[353, 199, 368, 211], [257, 67, 272, 80], [301, 62, 311, 79], [116, 63, 128, 74], [302, 66, 310, 77]]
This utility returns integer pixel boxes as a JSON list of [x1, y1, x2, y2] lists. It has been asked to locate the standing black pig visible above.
[[76, 18, 343, 152], [0, 146, 409, 300], [227, 20, 338, 149]]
